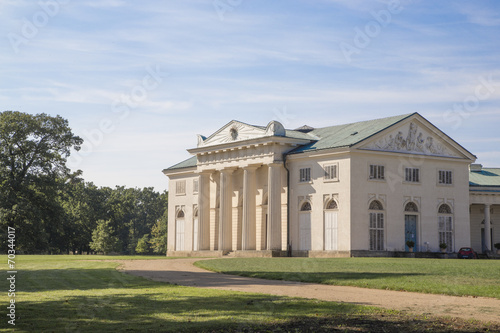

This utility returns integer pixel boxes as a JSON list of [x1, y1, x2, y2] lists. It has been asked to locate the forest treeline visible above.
[[0, 111, 167, 254]]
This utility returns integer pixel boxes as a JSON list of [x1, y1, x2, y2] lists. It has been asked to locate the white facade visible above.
[[163, 113, 496, 257]]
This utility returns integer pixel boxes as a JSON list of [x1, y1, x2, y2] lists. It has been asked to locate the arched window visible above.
[[299, 201, 312, 250], [175, 209, 185, 251], [324, 200, 338, 250], [369, 200, 384, 210], [405, 202, 418, 212], [438, 204, 453, 252], [369, 200, 384, 251], [325, 199, 338, 210], [193, 209, 198, 218], [300, 201, 312, 211], [438, 204, 452, 214]]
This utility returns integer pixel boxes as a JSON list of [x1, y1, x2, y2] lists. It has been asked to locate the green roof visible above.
[[469, 168, 500, 187], [288, 113, 414, 154], [165, 156, 197, 171]]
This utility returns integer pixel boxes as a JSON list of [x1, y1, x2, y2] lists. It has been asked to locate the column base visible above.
[[166, 250, 224, 257]]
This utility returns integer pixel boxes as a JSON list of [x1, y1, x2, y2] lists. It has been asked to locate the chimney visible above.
[[470, 164, 483, 172]]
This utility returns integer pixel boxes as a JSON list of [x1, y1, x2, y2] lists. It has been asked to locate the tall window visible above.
[[405, 168, 420, 183], [438, 170, 453, 185], [324, 199, 338, 251], [369, 200, 384, 251], [176, 180, 186, 195], [369, 165, 385, 180], [324, 164, 338, 181], [175, 209, 185, 251], [299, 168, 311, 182], [438, 204, 453, 251]]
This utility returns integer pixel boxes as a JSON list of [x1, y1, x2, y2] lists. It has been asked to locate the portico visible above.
[[164, 120, 314, 256], [469, 165, 500, 254]]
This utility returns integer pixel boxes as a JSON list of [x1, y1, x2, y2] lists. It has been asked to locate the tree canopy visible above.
[[0, 111, 168, 254]]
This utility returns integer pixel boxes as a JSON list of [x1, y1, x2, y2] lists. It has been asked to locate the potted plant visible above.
[[406, 240, 415, 252], [494, 243, 500, 255], [439, 243, 447, 253]]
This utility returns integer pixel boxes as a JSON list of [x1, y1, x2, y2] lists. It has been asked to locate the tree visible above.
[[135, 234, 151, 254], [90, 219, 119, 254], [0, 111, 83, 252], [150, 210, 167, 254]]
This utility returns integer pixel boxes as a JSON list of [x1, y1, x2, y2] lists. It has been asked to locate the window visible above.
[[369, 165, 385, 180], [404, 202, 418, 212], [300, 201, 312, 211], [324, 164, 338, 181], [438, 204, 453, 251], [325, 199, 338, 210], [369, 213, 384, 251], [299, 168, 311, 182], [193, 179, 199, 193], [369, 200, 384, 251], [176, 180, 186, 195], [405, 168, 420, 183], [438, 170, 453, 185], [369, 200, 384, 210], [438, 204, 452, 214]]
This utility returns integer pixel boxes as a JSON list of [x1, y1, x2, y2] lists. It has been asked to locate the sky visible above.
[[1, 0, 499, 192]]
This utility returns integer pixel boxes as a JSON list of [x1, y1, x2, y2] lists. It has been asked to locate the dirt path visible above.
[[117, 258, 500, 324]]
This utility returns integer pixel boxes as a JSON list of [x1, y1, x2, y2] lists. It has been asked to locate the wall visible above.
[[350, 150, 471, 252]]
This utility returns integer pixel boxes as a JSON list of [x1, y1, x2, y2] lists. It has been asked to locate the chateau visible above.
[[163, 113, 499, 257]]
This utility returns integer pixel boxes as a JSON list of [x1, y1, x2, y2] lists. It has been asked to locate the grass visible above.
[[1, 255, 498, 332], [195, 257, 500, 299]]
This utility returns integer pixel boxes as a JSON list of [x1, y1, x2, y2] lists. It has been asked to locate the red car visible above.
[[457, 247, 477, 259]]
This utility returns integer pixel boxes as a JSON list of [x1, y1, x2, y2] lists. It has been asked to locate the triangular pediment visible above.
[[357, 115, 475, 160], [197, 120, 286, 148]]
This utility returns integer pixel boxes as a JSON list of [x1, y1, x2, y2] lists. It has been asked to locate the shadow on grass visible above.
[[224, 271, 427, 283], [18, 268, 151, 292], [15, 292, 496, 333], [124, 269, 425, 289]]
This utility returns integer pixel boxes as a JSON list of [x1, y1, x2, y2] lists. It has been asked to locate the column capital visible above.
[[268, 162, 283, 168], [217, 167, 237, 174], [243, 164, 260, 171], [197, 169, 215, 175]]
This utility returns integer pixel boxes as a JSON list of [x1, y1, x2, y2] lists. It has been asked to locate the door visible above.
[[299, 213, 311, 250], [324, 211, 338, 250], [405, 215, 417, 251], [175, 218, 185, 251], [193, 217, 198, 251]]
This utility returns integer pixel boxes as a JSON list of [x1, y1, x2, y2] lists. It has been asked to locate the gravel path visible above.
[[117, 258, 500, 324]]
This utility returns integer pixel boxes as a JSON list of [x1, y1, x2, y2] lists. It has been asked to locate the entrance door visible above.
[[405, 215, 417, 251], [299, 213, 311, 250], [175, 218, 185, 251], [193, 217, 198, 251], [324, 211, 338, 250]]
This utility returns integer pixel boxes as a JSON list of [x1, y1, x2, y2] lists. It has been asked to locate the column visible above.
[[218, 169, 234, 252], [267, 164, 282, 250], [197, 172, 211, 251], [242, 166, 257, 250], [484, 204, 491, 252]]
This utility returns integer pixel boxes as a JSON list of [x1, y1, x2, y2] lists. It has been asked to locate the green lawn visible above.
[[2, 255, 498, 332], [195, 257, 500, 299]]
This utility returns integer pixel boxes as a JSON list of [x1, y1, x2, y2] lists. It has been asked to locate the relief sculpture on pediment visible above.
[[367, 122, 457, 157]]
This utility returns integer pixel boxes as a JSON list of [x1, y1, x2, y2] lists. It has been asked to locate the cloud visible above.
[[456, 3, 500, 27]]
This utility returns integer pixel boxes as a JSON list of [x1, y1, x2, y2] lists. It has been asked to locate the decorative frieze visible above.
[[363, 122, 459, 157]]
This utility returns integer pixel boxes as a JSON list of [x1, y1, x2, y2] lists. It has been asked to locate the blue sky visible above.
[[2, 0, 499, 192]]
